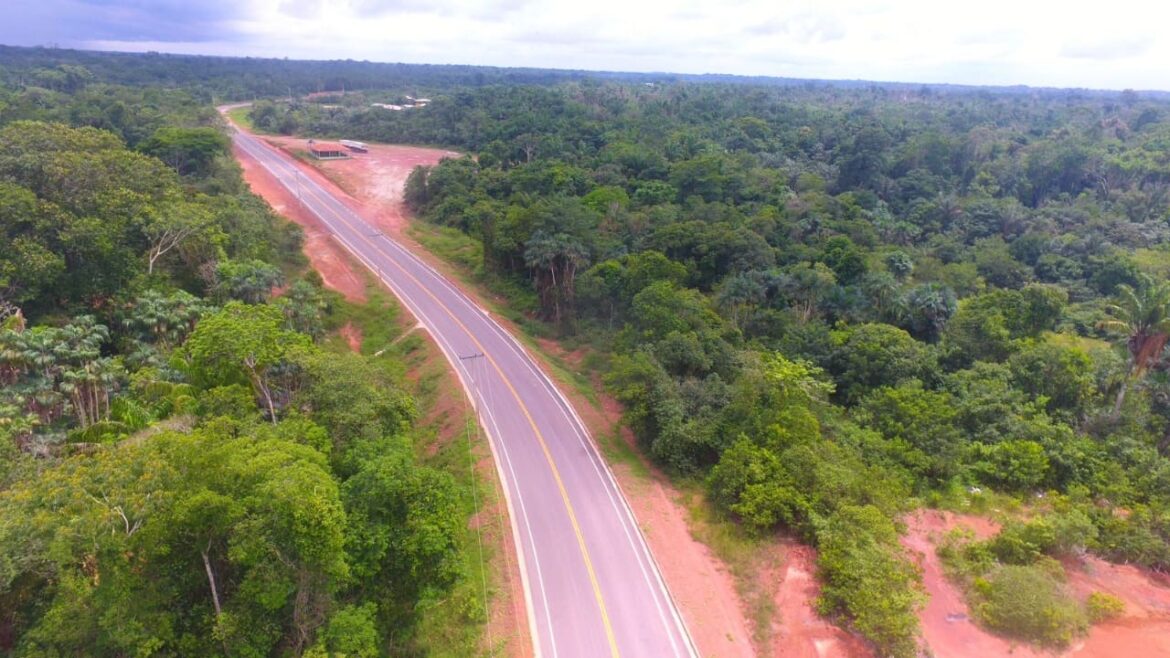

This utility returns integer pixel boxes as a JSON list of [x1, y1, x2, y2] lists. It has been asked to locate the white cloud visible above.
[[50, 0, 1170, 89]]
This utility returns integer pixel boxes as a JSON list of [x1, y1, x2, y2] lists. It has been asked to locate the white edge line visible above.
[[488, 323, 701, 658], [380, 229, 700, 657], [236, 133, 552, 658], [241, 130, 698, 657], [332, 232, 554, 658]]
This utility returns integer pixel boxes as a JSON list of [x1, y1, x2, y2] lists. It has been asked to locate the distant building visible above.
[[371, 103, 405, 110], [340, 139, 368, 153], [308, 141, 349, 160]]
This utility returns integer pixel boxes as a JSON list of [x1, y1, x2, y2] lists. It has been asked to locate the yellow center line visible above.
[[283, 158, 621, 658]]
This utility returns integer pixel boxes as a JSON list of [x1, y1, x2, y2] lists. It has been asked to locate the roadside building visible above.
[[308, 141, 348, 160]]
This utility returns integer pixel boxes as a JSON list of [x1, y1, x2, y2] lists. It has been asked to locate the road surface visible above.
[[227, 121, 698, 658]]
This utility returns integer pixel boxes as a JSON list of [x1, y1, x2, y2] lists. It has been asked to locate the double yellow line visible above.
[[258, 142, 622, 658]]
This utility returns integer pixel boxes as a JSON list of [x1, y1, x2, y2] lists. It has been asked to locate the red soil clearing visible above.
[[337, 322, 363, 352], [258, 136, 459, 237], [1063, 555, 1170, 657], [232, 141, 368, 302], [770, 541, 873, 658], [902, 509, 1170, 658], [902, 510, 1044, 658]]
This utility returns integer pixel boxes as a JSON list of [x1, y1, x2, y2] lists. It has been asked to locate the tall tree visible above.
[[1098, 274, 1170, 413]]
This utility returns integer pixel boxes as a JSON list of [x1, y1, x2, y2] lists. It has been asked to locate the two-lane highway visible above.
[[229, 123, 698, 658]]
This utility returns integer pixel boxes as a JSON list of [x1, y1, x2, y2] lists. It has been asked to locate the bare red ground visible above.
[[231, 141, 367, 302], [902, 510, 1045, 658], [1063, 555, 1170, 657], [257, 135, 458, 237], [337, 322, 363, 352], [903, 509, 1170, 658], [770, 541, 873, 658]]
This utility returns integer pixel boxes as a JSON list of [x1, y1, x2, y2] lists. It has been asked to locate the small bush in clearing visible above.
[[1086, 591, 1125, 623], [974, 564, 1088, 647]]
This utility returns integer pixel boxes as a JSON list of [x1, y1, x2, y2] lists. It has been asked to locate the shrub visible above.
[[1086, 592, 1125, 623], [974, 564, 1088, 647], [817, 505, 924, 658]]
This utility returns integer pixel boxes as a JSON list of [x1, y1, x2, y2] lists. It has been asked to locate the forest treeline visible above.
[[0, 67, 479, 656], [328, 82, 1170, 655], [6, 45, 1170, 656]]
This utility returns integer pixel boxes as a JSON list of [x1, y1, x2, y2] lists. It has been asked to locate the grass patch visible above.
[[924, 479, 1022, 518], [409, 222, 484, 274], [323, 275, 406, 356], [1133, 246, 1170, 279], [595, 425, 652, 481], [226, 106, 257, 131]]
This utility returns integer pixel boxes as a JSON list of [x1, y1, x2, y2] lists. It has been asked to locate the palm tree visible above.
[[525, 232, 589, 328], [124, 290, 206, 349], [1098, 274, 1170, 413]]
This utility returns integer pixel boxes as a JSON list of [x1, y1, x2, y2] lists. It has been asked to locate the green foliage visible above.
[[139, 126, 229, 177], [214, 259, 284, 305], [829, 323, 933, 404], [855, 381, 963, 483], [1007, 338, 1097, 420], [1085, 591, 1125, 622], [0, 427, 348, 657], [14, 48, 1170, 655], [183, 302, 311, 421], [816, 505, 924, 658], [1095, 505, 1170, 570], [969, 441, 1050, 493], [0, 117, 296, 317], [945, 286, 1067, 365], [973, 565, 1088, 647], [321, 603, 381, 658], [708, 437, 803, 533], [0, 75, 479, 657]]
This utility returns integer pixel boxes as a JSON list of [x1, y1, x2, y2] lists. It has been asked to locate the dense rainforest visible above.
[[274, 82, 1170, 655], [0, 58, 480, 657], [5, 46, 1170, 657]]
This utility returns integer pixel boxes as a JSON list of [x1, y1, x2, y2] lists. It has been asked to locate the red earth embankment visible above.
[[903, 509, 1170, 658]]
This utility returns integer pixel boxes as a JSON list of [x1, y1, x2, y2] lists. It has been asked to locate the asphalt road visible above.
[[228, 124, 698, 658]]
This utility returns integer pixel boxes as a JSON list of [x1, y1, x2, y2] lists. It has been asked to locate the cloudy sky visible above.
[[5, 0, 1169, 90]]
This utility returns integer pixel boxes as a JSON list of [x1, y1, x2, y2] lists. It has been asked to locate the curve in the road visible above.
[[229, 125, 699, 658]]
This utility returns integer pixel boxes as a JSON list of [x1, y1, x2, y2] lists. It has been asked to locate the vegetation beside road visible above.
[[355, 82, 1170, 656], [7, 47, 1170, 657], [0, 69, 492, 657]]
